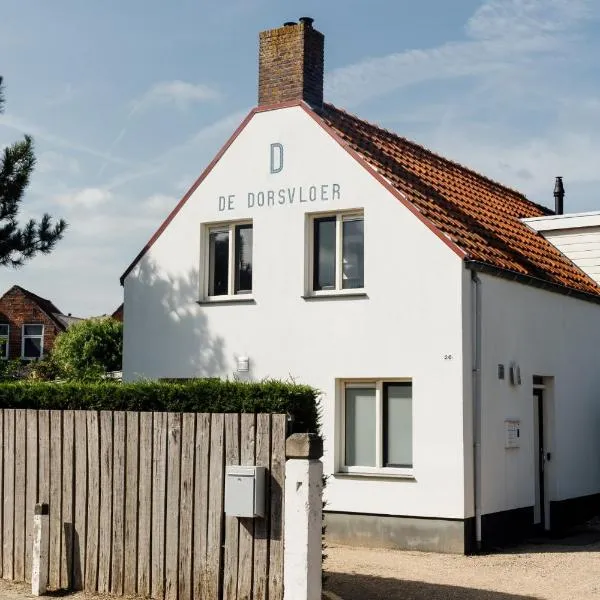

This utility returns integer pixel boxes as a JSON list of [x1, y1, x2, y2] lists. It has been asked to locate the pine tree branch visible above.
[[0, 78, 67, 268]]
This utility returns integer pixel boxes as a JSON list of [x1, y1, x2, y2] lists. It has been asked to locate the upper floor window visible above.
[[311, 212, 364, 294], [22, 324, 44, 360], [206, 221, 253, 298], [0, 324, 8, 359]]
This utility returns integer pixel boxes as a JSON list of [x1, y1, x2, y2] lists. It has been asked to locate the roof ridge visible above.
[[16, 285, 63, 315], [323, 103, 553, 217]]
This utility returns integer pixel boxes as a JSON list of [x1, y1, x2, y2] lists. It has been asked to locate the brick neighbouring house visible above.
[[111, 303, 124, 322], [0, 285, 83, 361]]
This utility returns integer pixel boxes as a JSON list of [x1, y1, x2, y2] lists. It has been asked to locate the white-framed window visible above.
[[21, 324, 44, 360], [203, 220, 253, 299], [339, 380, 413, 476], [309, 211, 364, 295], [0, 324, 8, 359]]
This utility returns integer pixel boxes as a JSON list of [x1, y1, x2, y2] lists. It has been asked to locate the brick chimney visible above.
[[258, 17, 324, 108]]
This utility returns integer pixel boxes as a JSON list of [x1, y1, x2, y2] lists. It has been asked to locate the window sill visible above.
[[197, 296, 255, 306], [335, 469, 415, 481], [302, 291, 368, 301]]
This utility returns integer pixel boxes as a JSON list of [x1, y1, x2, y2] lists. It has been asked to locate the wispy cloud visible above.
[[54, 187, 112, 209], [130, 80, 221, 115], [96, 80, 223, 177], [326, 0, 595, 107], [44, 83, 79, 108], [0, 112, 133, 166], [144, 193, 177, 216], [324, 0, 600, 210], [466, 0, 593, 40], [105, 108, 248, 192], [36, 151, 81, 176]]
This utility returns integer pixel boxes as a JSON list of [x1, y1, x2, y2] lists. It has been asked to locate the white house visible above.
[[121, 19, 600, 553]]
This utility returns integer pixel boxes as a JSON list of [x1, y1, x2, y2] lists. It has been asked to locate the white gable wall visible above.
[[476, 272, 600, 517], [123, 106, 468, 519]]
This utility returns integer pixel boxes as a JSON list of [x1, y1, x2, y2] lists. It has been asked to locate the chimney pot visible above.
[[258, 17, 324, 108], [554, 176, 565, 215]]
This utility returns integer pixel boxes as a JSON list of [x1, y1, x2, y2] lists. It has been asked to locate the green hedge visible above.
[[0, 379, 319, 433]]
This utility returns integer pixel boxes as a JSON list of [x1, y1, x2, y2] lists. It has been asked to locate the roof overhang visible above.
[[522, 211, 600, 233], [466, 260, 600, 306]]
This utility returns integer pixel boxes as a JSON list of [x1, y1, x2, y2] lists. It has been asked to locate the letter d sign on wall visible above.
[[270, 143, 284, 174]]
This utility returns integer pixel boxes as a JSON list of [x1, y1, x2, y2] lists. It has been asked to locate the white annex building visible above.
[[121, 19, 600, 553]]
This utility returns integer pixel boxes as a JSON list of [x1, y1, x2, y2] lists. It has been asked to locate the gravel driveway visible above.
[[324, 527, 600, 600], [1, 529, 598, 600]]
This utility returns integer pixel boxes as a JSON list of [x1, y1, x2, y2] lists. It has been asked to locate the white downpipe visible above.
[[471, 272, 482, 548]]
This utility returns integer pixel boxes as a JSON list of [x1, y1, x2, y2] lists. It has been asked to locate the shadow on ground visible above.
[[485, 520, 600, 555], [325, 572, 538, 600]]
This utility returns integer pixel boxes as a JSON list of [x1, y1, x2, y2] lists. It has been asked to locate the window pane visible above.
[[23, 324, 43, 336], [234, 225, 253, 294], [209, 230, 229, 296], [0, 324, 8, 336], [313, 217, 336, 291], [384, 383, 412, 468], [342, 218, 364, 289], [345, 386, 376, 467], [23, 337, 42, 359]]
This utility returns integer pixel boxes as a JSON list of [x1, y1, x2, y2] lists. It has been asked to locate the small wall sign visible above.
[[505, 420, 520, 449]]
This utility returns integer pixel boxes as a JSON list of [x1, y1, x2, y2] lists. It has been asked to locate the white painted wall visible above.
[[473, 272, 600, 517], [123, 106, 468, 519]]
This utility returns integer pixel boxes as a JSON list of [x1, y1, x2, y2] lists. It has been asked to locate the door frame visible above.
[[533, 382, 551, 530]]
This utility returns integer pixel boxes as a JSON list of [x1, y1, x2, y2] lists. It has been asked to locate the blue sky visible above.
[[1, 0, 599, 315]]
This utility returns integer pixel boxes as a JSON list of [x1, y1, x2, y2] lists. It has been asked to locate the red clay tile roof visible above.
[[320, 103, 600, 297]]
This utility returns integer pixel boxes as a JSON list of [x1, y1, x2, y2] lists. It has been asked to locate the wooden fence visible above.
[[0, 409, 287, 600]]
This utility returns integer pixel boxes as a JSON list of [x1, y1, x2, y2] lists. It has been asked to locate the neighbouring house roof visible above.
[[0, 285, 82, 331], [54, 314, 85, 329], [111, 303, 124, 322], [121, 101, 600, 300]]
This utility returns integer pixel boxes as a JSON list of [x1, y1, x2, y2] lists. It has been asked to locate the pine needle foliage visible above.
[[0, 76, 67, 267]]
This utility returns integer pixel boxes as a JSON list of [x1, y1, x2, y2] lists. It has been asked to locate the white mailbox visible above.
[[224, 465, 266, 518]]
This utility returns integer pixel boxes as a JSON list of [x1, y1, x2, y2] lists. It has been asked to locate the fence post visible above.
[[284, 433, 323, 600], [32, 503, 49, 596]]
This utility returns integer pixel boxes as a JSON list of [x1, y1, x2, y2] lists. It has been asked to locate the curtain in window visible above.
[[313, 217, 336, 290], [235, 225, 253, 293], [342, 217, 364, 289], [384, 383, 412, 468], [345, 386, 376, 466], [209, 230, 229, 296]]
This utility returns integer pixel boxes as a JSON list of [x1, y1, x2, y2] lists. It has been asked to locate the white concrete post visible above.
[[284, 433, 323, 600], [31, 502, 49, 596]]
